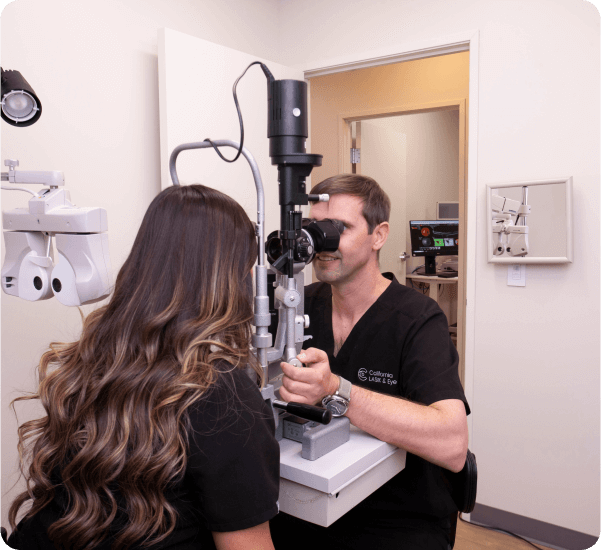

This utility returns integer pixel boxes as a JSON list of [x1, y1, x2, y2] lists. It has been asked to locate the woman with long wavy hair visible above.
[[6, 184, 280, 550]]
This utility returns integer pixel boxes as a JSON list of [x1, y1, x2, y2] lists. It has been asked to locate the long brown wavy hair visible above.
[[8, 184, 261, 549]]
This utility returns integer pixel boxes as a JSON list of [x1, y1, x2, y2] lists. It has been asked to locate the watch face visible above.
[[327, 398, 348, 416]]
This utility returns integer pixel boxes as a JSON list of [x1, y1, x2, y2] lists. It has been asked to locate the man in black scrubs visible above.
[[270, 174, 470, 550]]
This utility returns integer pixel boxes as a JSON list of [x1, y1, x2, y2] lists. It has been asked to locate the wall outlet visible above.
[[507, 265, 526, 287]]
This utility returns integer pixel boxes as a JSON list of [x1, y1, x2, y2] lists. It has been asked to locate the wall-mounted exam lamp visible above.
[[1, 68, 42, 126]]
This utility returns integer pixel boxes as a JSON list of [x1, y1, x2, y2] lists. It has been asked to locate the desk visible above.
[[405, 274, 458, 304]]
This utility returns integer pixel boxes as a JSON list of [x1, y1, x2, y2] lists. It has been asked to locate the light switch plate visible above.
[[507, 265, 526, 286]]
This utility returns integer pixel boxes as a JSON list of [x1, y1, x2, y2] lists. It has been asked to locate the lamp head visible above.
[[1, 69, 42, 127]]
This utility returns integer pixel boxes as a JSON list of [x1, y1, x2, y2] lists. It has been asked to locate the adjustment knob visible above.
[[298, 243, 313, 257]]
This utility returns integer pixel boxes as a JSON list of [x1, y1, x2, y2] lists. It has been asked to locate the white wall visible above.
[[280, 0, 601, 537], [157, 28, 306, 239], [0, 0, 282, 529]]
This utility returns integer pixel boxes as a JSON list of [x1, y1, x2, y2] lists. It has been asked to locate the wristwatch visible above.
[[322, 376, 352, 417]]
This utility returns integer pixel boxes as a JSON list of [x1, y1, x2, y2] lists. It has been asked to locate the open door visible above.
[[158, 28, 307, 238], [357, 120, 408, 284]]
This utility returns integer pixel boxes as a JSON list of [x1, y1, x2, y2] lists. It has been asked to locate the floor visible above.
[[454, 517, 556, 550]]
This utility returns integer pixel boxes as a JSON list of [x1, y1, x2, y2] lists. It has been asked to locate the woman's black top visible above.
[[7, 365, 280, 549]]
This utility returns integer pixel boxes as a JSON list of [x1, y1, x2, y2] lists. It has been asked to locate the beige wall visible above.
[[364, 112, 460, 325], [363, 111, 460, 273], [308, 52, 469, 183]]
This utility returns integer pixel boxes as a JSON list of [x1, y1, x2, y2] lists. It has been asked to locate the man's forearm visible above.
[[346, 385, 468, 472], [278, 349, 468, 472]]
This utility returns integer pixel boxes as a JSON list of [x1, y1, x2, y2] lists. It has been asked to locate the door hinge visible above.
[[350, 148, 361, 164]]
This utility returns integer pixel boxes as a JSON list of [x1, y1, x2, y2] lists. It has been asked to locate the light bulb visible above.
[[2, 91, 37, 121]]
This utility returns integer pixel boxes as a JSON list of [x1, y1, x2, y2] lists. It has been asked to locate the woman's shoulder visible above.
[[198, 361, 264, 408], [187, 362, 272, 439]]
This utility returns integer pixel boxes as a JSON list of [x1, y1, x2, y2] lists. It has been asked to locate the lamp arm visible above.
[[169, 140, 270, 373]]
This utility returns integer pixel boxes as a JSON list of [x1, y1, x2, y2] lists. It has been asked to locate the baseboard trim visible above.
[[470, 503, 599, 550]]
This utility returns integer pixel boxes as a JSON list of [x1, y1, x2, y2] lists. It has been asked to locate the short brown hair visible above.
[[311, 174, 391, 234]]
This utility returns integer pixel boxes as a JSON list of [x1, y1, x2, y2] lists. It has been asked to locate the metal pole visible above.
[[169, 140, 270, 375]]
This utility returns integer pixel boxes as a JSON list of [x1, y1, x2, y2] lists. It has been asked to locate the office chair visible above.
[[445, 449, 478, 549]]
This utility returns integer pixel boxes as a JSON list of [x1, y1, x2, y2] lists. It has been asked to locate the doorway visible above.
[[307, 52, 469, 384], [351, 111, 460, 340]]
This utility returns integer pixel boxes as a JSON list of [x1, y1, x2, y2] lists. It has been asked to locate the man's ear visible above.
[[372, 222, 390, 251]]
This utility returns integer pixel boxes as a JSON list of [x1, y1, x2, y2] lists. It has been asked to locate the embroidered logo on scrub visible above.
[[358, 368, 397, 386]]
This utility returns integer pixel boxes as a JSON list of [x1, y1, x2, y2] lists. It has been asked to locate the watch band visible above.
[[322, 376, 352, 417], [335, 376, 352, 402]]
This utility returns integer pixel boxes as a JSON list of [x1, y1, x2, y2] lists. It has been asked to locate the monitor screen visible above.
[[410, 220, 459, 257]]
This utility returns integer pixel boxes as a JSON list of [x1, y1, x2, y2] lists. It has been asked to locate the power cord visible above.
[[459, 513, 546, 549], [408, 279, 428, 294], [1, 185, 40, 197], [204, 61, 274, 163], [408, 266, 429, 294]]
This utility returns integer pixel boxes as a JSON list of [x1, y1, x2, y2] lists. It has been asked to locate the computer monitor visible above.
[[409, 220, 459, 275]]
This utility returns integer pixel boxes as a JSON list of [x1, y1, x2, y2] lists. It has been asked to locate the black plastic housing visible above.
[[304, 219, 343, 253], [266, 78, 323, 277], [265, 219, 342, 267], [268, 80, 307, 152]]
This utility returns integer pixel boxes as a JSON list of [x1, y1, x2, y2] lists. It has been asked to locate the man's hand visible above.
[[279, 347, 339, 405]]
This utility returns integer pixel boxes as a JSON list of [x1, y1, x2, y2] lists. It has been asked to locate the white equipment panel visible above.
[[279, 425, 406, 527]]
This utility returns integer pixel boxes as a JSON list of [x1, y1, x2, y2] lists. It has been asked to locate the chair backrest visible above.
[[457, 449, 477, 513], [446, 449, 478, 513], [447, 450, 478, 549]]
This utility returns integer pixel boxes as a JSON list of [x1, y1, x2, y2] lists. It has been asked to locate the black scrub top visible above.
[[7, 365, 280, 549], [302, 273, 470, 519]]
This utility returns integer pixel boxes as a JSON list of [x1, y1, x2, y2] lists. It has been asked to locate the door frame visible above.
[[337, 99, 467, 387], [302, 30, 480, 453]]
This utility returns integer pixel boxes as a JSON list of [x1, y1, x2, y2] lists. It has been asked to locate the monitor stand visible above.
[[424, 255, 437, 275]]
